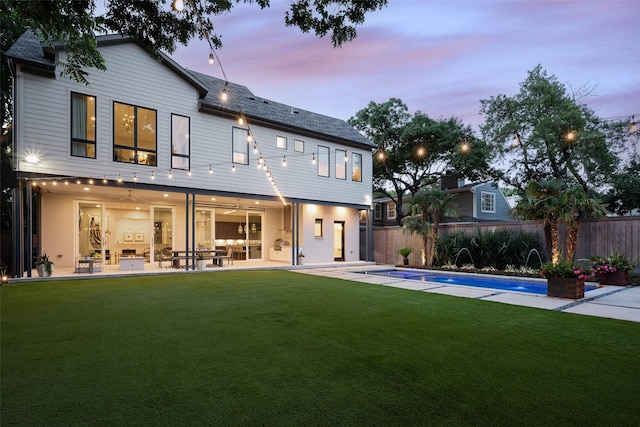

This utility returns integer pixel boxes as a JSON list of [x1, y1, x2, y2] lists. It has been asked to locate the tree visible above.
[[2, 0, 388, 85], [563, 187, 607, 261], [349, 98, 491, 225], [605, 155, 640, 215], [480, 65, 628, 195], [402, 187, 460, 267]]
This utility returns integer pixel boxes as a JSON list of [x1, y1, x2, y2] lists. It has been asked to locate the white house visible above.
[[6, 31, 375, 276]]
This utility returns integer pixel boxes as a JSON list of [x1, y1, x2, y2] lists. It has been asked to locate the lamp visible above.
[[251, 222, 257, 232], [208, 53, 214, 65], [238, 223, 244, 234]]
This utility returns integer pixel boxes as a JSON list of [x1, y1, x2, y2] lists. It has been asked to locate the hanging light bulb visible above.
[[117, 174, 122, 183], [232, 164, 236, 172], [133, 173, 137, 181], [172, 0, 185, 12], [344, 152, 349, 162], [239, 116, 245, 125], [102, 176, 107, 183], [187, 170, 192, 176], [150, 171, 155, 180], [221, 88, 228, 101], [282, 156, 286, 166], [208, 53, 214, 65], [238, 223, 243, 234], [312, 153, 316, 164], [168, 170, 173, 179], [247, 132, 253, 143], [253, 144, 258, 154], [209, 164, 213, 174]]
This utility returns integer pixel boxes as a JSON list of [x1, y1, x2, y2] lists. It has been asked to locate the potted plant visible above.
[[397, 247, 413, 266], [591, 252, 635, 286], [196, 252, 207, 270], [35, 253, 54, 277], [298, 251, 305, 265], [540, 260, 592, 299]]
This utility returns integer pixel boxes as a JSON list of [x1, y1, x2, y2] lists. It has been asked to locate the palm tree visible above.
[[402, 187, 459, 267], [563, 187, 608, 261], [513, 179, 567, 264]]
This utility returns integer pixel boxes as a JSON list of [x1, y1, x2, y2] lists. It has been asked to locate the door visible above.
[[247, 212, 263, 260], [151, 206, 174, 263], [333, 221, 345, 261], [195, 209, 214, 250]]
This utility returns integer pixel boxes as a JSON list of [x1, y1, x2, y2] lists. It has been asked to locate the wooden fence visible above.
[[370, 217, 640, 270]]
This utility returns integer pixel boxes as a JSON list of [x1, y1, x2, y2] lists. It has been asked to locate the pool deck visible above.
[[295, 265, 640, 323]]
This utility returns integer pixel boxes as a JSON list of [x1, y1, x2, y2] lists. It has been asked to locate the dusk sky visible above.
[[170, 0, 639, 133]]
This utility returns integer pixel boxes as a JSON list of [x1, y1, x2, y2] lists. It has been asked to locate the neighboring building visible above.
[[372, 179, 514, 226], [6, 31, 375, 276]]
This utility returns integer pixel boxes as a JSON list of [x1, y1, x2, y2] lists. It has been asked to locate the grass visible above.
[[2, 270, 640, 426]]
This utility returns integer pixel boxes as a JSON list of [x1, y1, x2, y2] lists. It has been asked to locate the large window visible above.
[[171, 114, 190, 170], [374, 204, 382, 220], [71, 92, 96, 158], [315, 218, 323, 237], [318, 145, 329, 177], [481, 192, 496, 213], [352, 153, 362, 182], [113, 102, 157, 165], [232, 127, 249, 164], [335, 149, 346, 180]]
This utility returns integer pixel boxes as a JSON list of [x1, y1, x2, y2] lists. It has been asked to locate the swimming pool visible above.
[[361, 269, 598, 295]]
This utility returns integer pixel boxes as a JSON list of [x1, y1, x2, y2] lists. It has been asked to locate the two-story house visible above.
[[372, 177, 513, 226], [6, 31, 375, 276]]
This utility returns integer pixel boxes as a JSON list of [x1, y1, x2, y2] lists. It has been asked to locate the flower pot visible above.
[[597, 270, 630, 286], [36, 264, 53, 277], [547, 277, 584, 299], [196, 259, 207, 270], [403, 258, 409, 266]]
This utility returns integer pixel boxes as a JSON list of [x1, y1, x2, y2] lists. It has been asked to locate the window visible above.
[[318, 145, 329, 177], [387, 203, 397, 220], [315, 218, 323, 237], [335, 149, 346, 180], [71, 92, 96, 158], [113, 102, 157, 165], [294, 139, 304, 152], [352, 153, 362, 182], [481, 192, 496, 213], [232, 127, 249, 164], [374, 204, 382, 220], [276, 135, 287, 150], [171, 114, 190, 170]]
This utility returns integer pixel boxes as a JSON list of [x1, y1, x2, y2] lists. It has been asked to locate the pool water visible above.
[[361, 269, 597, 295]]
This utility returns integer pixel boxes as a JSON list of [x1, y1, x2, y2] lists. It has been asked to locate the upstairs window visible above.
[[318, 145, 329, 177], [352, 153, 362, 182], [113, 102, 157, 165], [71, 92, 96, 158], [232, 127, 249, 164], [276, 135, 287, 150], [374, 204, 382, 220], [387, 203, 397, 220], [171, 114, 190, 170], [294, 139, 304, 152], [335, 149, 346, 180], [481, 192, 496, 213]]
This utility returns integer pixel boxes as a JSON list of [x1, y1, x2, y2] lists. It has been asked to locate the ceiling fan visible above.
[[119, 190, 138, 201]]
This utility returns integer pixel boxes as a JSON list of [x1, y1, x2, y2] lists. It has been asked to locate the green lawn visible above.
[[2, 271, 639, 426]]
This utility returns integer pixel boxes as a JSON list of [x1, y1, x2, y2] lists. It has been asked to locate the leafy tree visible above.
[[605, 155, 640, 215], [563, 187, 607, 261], [349, 98, 491, 225], [402, 187, 460, 267], [480, 65, 628, 194], [2, 0, 388, 85]]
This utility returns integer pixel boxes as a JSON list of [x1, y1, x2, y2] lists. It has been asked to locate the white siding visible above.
[[16, 42, 372, 208]]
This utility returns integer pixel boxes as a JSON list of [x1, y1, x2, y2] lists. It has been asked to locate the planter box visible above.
[[597, 270, 630, 286], [547, 277, 585, 299]]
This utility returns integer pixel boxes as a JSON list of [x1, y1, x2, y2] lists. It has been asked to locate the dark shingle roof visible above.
[[7, 31, 373, 149], [188, 70, 373, 148]]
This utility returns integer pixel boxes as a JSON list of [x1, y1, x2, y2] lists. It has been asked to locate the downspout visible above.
[[185, 192, 190, 270], [191, 192, 196, 269]]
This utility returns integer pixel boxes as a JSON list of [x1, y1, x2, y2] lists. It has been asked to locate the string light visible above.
[[232, 164, 235, 172], [238, 116, 245, 125], [221, 88, 228, 102], [208, 53, 214, 65], [209, 164, 213, 174], [253, 144, 258, 154], [150, 171, 155, 180], [312, 153, 316, 164], [171, 0, 185, 12], [168, 170, 173, 179], [187, 170, 192, 176], [117, 175, 122, 183], [133, 173, 137, 181], [282, 156, 287, 167]]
